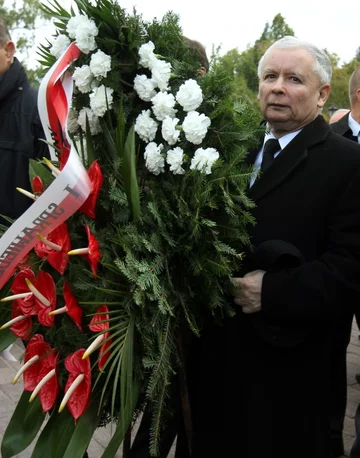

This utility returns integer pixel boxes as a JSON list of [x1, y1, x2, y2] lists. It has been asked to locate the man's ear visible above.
[[4, 41, 15, 62], [356, 88, 360, 103], [317, 83, 331, 108]]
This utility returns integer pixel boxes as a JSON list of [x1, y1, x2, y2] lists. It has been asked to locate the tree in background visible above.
[[0, 0, 50, 85]]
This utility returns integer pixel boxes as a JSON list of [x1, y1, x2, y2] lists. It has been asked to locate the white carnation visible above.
[[49, 34, 70, 59], [161, 116, 180, 145], [67, 15, 98, 54], [190, 148, 219, 175], [151, 92, 176, 121], [67, 108, 79, 134], [151, 59, 172, 91], [134, 74, 156, 102], [72, 65, 93, 93], [182, 111, 211, 145], [176, 79, 203, 112], [66, 15, 85, 39], [144, 142, 165, 175], [166, 147, 185, 175], [89, 50, 111, 79], [77, 108, 101, 135], [89, 85, 114, 117], [139, 41, 156, 69], [134, 110, 158, 142]]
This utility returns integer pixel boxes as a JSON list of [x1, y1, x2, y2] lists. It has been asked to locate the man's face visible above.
[[258, 47, 330, 136], [0, 41, 14, 76]]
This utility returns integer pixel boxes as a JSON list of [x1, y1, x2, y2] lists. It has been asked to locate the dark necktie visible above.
[[260, 138, 280, 173]]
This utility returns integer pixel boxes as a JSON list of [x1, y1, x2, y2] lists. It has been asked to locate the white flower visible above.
[[151, 59, 172, 91], [144, 142, 164, 175], [176, 79, 203, 112], [67, 108, 79, 134], [134, 110, 158, 142], [161, 117, 180, 145], [151, 92, 176, 121], [89, 85, 114, 117], [151, 59, 171, 91], [72, 65, 93, 93], [66, 16, 85, 39], [49, 34, 70, 59], [134, 74, 156, 102], [139, 41, 156, 69], [190, 148, 219, 175], [66, 15, 98, 54], [89, 50, 111, 79], [166, 147, 185, 175], [77, 108, 101, 135], [182, 111, 211, 145]]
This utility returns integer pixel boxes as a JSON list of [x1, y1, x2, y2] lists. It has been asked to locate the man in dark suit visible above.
[[221, 37, 360, 458], [330, 67, 360, 458]]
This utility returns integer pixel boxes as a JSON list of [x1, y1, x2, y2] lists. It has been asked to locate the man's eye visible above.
[[291, 76, 300, 82], [265, 74, 275, 80]]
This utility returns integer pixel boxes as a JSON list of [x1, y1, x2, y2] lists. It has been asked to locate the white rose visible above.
[[190, 147, 219, 175], [134, 74, 156, 102], [151, 92, 176, 121], [139, 41, 156, 69], [134, 110, 158, 142], [151, 59, 172, 91], [166, 147, 185, 175], [89, 85, 114, 117], [161, 116, 180, 145], [182, 111, 211, 145], [77, 108, 101, 135], [90, 50, 111, 79], [176, 79, 203, 112], [49, 34, 70, 59], [73, 65, 93, 93], [144, 142, 165, 175]]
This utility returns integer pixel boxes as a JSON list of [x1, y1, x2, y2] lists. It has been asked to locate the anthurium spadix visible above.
[[0, 302, 32, 340], [49, 281, 83, 331], [25, 271, 57, 326], [35, 223, 71, 275], [68, 225, 101, 277], [29, 349, 59, 412], [83, 305, 112, 371], [59, 349, 91, 420]]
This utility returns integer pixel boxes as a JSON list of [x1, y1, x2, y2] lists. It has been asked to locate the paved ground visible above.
[[1, 322, 360, 458]]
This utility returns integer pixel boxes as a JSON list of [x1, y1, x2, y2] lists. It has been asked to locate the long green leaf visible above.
[[30, 407, 75, 458], [100, 378, 140, 458], [29, 159, 54, 188], [121, 125, 140, 221], [1, 391, 45, 458], [62, 400, 101, 458]]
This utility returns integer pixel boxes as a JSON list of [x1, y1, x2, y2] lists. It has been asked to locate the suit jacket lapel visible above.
[[330, 113, 352, 138], [248, 115, 330, 202]]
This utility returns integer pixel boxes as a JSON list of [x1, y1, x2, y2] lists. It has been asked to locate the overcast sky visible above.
[[27, 0, 359, 66]]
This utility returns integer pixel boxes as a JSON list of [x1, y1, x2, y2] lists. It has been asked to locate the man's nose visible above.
[[271, 77, 285, 93]]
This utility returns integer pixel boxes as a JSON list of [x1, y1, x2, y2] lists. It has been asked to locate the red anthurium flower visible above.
[[32, 176, 45, 196], [22, 334, 52, 391], [36, 349, 59, 412], [80, 161, 103, 219], [29, 271, 57, 327], [88, 305, 112, 371], [60, 349, 91, 420], [34, 223, 71, 275], [10, 268, 36, 315], [50, 281, 83, 331], [68, 225, 101, 277], [9, 301, 32, 340]]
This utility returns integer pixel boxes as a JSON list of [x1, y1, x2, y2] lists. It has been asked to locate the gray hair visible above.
[[258, 36, 332, 84], [0, 17, 11, 47]]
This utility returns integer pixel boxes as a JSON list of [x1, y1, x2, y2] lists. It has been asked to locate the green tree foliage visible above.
[[214, 13, 295, 110], [0, 0, 50, 85]]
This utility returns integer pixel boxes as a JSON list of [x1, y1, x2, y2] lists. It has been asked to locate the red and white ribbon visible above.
[[0, 43, 91, 289]]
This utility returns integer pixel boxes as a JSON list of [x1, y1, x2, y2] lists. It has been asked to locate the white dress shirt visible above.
[[348, 113, 360, 144], [249, 129, 302, 187]]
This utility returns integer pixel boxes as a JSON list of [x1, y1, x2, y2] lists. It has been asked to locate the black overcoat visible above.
[[188, 115, 360, 458]]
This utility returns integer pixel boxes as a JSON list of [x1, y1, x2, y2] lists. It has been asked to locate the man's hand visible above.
[[231, 270, 265, 314]]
